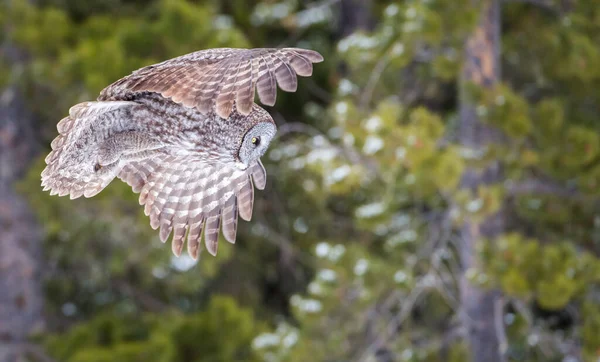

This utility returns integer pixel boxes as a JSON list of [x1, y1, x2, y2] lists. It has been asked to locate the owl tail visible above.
[[41, 101, 138, 199]]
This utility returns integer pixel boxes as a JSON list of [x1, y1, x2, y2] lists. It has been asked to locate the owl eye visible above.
[[251, 136, 261, 146]]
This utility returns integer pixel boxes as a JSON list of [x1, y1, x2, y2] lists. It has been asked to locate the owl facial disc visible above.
[[238, 122, 276, 169]]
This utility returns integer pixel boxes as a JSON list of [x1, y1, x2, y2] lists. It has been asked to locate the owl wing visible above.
[[41, 101, 140, 199], [98, 47, 323, 118], [118, 154, 267, 259]]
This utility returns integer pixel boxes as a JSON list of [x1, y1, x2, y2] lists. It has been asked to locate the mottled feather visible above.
[[99, 48, 323, 118], [41, 101, 139, 199], [118, 155, 264, 259], [41, 47, 323, 261]]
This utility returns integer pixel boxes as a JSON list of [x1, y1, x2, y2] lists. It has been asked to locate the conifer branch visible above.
[[502, 0, 564, 15]]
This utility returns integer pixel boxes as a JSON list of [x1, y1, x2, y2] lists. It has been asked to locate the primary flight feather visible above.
[[41, 47, 323, 259]]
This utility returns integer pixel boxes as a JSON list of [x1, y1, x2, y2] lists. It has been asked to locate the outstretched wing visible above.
[[41, 101, 139, 199], [99, 47, 323, 118], [118, 154, 267, 259]]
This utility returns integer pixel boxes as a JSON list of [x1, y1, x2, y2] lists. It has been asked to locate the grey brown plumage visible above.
[[41, 47, 323, 260], [99, 48, 324, 118]]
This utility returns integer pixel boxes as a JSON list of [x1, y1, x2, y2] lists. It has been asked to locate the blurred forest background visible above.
[[1, 0, 600, 361]]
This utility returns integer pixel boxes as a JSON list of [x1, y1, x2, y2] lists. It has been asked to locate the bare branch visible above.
[[505, 179, 587, 201], [303, 77, 333, 103], [255, 222, 317, 268], [495, 298, 509, 356], [273, 115, 381, 175], [355, 277, 433, 361], [112, 279, 168, 312], [360, 53, 391, 110]]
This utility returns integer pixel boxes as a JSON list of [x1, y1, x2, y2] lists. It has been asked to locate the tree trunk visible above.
[[338, 0, 373, 37], [0, 84, 45, 362], [0, 4, 45, 359], [458, 1, 507, 361]]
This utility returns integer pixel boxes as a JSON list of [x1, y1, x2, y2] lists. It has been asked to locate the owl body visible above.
[[41, 47, 322, 259], [127, 92, 275, 167]]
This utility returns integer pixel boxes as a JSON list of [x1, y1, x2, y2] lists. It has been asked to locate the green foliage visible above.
[[481, 233, 600, 309], [582, 300, 600, 361], [9, 0, 249, 123], [6, 0, 600, 361], [253, 1, 600, 361], [169, 296, 263, 362], [45, 296, 262, 362], [477, 84, 533, 138], [20, 157, 233, 318]]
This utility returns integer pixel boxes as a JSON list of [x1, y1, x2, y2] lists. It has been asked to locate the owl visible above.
[[41, 47, 323, 259]]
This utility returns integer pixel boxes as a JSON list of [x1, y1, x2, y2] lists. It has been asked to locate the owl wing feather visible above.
[[44, 47, 324, 260], [98, 47, 323, 118], [41, 101, 140, 199], [118, 155, 266, 259]]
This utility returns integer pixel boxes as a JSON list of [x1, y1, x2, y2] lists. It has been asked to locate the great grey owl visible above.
[[41, 47, 323, 259]]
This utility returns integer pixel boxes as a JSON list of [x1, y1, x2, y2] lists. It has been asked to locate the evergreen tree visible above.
[[2, 0, 599, 361]]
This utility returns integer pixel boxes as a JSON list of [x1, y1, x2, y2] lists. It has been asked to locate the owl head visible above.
[[236, 105, 276, 170]]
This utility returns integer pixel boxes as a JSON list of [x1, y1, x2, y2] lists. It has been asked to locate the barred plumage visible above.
[[41, 47, 323, 260], [99, 48, 324, 118]]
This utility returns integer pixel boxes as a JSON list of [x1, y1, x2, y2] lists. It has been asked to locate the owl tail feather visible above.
[[41, 101, 138, 199]]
